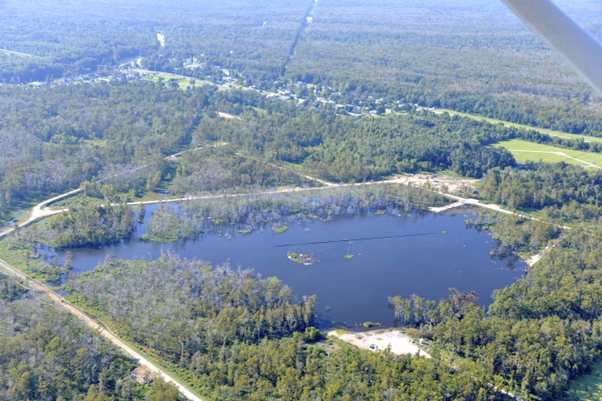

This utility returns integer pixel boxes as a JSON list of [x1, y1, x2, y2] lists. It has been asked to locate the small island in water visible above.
[[287, 251, 316, 266]]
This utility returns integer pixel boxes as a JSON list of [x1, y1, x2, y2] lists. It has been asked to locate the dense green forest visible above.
[[44, 203, 136, 248], [0, 81, 295, 224], [479, 163, 602, 224], [0, 272, 184, 401], [195, 110, 518, 181], [389, 225, 602, 401], [66, 255, 500, 401], [169, 147, 317, 194]]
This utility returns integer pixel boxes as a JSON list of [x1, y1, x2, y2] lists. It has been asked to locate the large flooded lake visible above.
[[58, 207, 523, 327]]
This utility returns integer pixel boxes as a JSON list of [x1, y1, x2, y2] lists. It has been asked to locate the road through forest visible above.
[[0, 257, 206, 401], [0, 159, 561, 400]]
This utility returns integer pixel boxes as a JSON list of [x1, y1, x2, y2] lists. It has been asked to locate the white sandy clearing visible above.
[[429, 200, 465, 213], [217, 111, 241, 120], [328, 329, 430, 358]]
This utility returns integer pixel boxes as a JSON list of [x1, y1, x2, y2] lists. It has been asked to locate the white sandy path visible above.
[[329, 329, 430, 358], [0, 258, 204, 401], [429, 200, 465, 213]]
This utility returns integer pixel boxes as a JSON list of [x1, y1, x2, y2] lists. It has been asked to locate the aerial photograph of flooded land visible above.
[[1, 1, 602, 400]]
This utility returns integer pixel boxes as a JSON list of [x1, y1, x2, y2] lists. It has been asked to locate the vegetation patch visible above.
[[569, 360, 602, 401], [287, 251, 315, 266], [272, 224, 289, 234]]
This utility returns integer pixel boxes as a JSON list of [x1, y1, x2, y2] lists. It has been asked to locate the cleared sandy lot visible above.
[[328, 329, 430, 358]]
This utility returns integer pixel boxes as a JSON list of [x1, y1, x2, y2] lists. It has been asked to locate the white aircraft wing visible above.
[[502, 0, 602, 95]]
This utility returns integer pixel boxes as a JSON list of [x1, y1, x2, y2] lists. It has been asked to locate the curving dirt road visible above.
[[0, 143, 228, 240]]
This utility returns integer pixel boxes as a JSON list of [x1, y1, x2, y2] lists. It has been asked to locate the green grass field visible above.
[[138, 70, 212, 90], [435, 108, 602, 144], [568, 360, 602, 401], [496, 139, 602, 169]]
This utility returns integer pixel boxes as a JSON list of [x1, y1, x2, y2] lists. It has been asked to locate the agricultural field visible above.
[[496, 139, 602, 169]]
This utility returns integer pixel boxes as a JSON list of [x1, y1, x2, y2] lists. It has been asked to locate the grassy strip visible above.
[[435, 108, 602, 144], [495, 139, 602, 169]]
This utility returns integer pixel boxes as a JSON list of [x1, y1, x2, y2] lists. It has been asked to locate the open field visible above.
[[130, 69, 213, 90], [434, 108, 602, 144], [496, 139, 602, 169]]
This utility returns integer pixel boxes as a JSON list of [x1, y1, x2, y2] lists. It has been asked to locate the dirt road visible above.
[[0, 257, 205, 401], [0, 171, 547, 238]]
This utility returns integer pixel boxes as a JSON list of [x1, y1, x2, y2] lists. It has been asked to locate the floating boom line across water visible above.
[[275, 232, 440, 248]]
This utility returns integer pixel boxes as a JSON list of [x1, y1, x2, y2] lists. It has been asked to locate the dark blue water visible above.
[[57, 207, 523, 327]]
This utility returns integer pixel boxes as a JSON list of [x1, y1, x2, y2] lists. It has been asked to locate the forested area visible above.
[[287, 0, 602, 136], [169, 147, 316, 194], [0, 0, 306, 83], [0, 74, 530, 226], [44, 203, 136, 248], [479, 163, 602, 223], [3, 0, 602, 136], [467, 212, 562, 259], [388, 225, 602, 400], [0, 0, 156, 83], [67, 255, 500, 400], [196, 110, 518, 182], [0, 81, 202, 223], [0, 80, 293, 225], [0, 272, 181, 401]]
